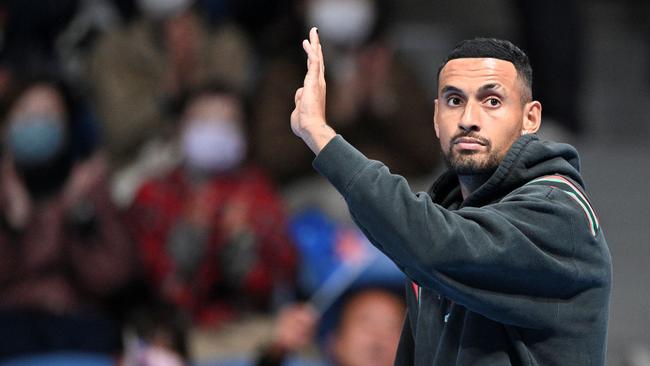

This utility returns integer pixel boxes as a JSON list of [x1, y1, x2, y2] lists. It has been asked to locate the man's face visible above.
[[434, 58, 540, 175]]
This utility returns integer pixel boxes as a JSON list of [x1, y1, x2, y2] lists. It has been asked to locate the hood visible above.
[[429, 134, 583, 208]]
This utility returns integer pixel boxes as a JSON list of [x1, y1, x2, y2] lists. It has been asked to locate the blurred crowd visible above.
[[0, 0, 437, 365]]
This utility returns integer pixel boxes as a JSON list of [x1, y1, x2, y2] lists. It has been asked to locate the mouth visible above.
[[453, 136, 488, 151]]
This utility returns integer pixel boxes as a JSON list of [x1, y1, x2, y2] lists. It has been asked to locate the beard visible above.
[[443, 133, 501, 175]]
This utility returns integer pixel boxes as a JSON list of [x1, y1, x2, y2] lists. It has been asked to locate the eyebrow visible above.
[[478, 83, 503, 93], [440, 85, 465, 97], [440, 83, 506, 100]]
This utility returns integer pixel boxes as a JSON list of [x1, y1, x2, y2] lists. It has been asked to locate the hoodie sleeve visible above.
[[313, 136, 611, 329]]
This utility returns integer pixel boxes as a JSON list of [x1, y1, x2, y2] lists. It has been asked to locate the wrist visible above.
[[299, 121, 336, 155]]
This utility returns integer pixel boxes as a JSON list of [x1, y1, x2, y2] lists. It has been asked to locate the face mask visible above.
[[306, 0, 377, 48], [7, 116, 72, 199], [137, 0, 193, 19], [8, 116, 66, 167], [181, 119, 246, 174]]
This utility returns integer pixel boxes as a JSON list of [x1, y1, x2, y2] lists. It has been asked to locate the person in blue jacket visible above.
[[289, 28, 612, 365]]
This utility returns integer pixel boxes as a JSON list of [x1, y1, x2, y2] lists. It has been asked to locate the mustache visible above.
[[451, 131, 491, 147]]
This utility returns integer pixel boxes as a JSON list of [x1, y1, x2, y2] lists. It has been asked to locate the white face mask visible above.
[[181, 119, 246, 174], [306, 0, 377, 48], [137, 0, 193, 19]]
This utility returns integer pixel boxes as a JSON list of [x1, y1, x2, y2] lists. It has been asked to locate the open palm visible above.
[[290, 28, 335, 154]]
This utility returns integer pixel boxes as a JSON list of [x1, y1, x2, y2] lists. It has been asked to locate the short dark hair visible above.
[[172, 81, 245, 119], [1, 75, 78, 127], [437, 38, 533, 102]]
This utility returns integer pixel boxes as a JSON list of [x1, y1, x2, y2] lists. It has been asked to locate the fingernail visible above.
[[315, 27, 319, 34]]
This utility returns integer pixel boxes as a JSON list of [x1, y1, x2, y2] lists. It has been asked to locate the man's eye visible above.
[[447, 97, 462, 106], [486, 98, 501, 107]]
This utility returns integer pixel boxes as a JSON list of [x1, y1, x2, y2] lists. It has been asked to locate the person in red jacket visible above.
[[128, 83, 297, 327]]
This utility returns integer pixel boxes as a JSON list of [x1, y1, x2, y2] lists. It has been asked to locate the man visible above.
[[290, 28, 612, 365], [257, 287, 405, 366]]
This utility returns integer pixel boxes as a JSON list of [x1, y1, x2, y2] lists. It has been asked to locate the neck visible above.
[[458, 173, 492, 199]]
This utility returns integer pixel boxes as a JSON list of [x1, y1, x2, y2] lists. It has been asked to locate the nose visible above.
[[459, 100, 481, 132]]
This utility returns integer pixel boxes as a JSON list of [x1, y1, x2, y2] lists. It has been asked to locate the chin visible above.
[[451, 159, 498, 175], [446, 149, 501, 173]]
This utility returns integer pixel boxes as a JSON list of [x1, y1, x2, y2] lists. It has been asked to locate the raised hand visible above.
[[290, 27, 336, 154], [270, 303, 318, 354]]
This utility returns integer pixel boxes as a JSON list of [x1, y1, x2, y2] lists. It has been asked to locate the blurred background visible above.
[[0, 0, 648, 365]]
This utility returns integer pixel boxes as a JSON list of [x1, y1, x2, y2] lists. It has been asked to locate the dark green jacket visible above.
[[313, 134, 611, 365]]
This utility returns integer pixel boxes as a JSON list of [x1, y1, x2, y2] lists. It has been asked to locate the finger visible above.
[[308, 28, 325, 81], [318, 43, 325, 82], [302, 39, 320, 78], [294, 88, 303, 104], [303, 44, 321, 85], [290, 108, 298, 125], [302, 39, 309, 69], [302, 39, 311, 56], [310, 28, 324, 74], [309, 27, 319, 48]]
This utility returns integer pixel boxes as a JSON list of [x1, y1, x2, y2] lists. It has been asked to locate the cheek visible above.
[[436, 109, 455, 128], [489, 125, 522, 156]]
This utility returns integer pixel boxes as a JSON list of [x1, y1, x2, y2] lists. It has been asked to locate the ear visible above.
[[522, 100, 542, 135], [433, 99, 440, 138]]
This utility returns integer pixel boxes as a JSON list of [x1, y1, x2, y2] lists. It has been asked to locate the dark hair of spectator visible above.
[[437, 38, 533, 102], [0, 75, 78, 130], [331, 285, 405, 333], [171, 81, 251, 128], [0, 74, 100, 160]]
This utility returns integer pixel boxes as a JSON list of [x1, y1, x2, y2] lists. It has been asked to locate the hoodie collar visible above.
[[429, 134, 583, 208]]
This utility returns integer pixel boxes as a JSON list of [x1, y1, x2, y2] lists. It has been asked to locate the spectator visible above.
[[121, 299, 189, 366], [127, 83, 297, 328], [0, 77, 133, 360], [88, 0, 252, 187], [257, 286, 405, 366]]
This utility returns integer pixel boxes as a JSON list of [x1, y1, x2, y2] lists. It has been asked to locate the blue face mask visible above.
[[8, 116, 66, 166]]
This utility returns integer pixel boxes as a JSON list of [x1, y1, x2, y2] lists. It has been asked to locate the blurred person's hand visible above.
[[1, 154, 33, 229], [271, 303, 318, 354], [62, 152, 109, 209], [184, 184, 218, 228], [220, 190, 251, 235]]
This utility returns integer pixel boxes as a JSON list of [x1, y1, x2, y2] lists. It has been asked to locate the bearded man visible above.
[[289, 28, 611, 365]]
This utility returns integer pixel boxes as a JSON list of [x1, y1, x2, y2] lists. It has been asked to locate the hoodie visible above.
[[312, 134, 611, 365]]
